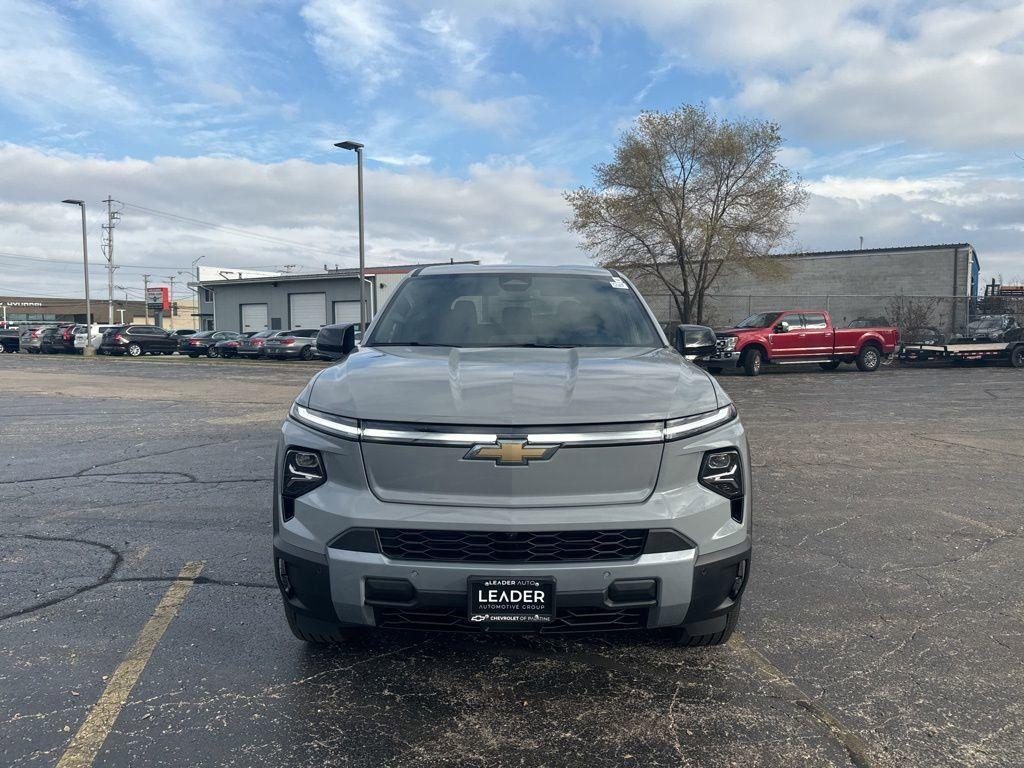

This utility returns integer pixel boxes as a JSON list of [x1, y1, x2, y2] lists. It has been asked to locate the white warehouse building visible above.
[[195, 262, 478, 332]]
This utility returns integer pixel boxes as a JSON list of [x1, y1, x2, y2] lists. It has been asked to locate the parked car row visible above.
[[2, 321, 340, 362]]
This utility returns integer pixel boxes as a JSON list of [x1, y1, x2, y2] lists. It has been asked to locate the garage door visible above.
[[239, 303, 268, 332], [289, 293, 326, 329], [332, 300, 361, 325]]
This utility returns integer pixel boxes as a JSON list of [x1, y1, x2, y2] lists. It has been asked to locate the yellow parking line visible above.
[[730, 633, 878, 768], [56, 561, 205, 768]]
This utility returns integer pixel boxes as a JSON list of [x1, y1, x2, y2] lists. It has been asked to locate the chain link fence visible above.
[[643, 292, 1024, 337]]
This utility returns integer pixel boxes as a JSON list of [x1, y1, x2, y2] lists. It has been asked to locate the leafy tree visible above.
[[566, 105, 807, 323]]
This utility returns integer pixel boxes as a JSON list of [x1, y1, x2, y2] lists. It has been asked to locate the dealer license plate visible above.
[[468, 577, 555, 625]]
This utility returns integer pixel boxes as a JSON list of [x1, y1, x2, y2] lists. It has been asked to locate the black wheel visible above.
[[207, 347, 219, 358], [742, 348, 763, 376], [819, 360, 841, 370], [674, 600, 742, 647], [707, 366, 723, 374], [285, 604, 362, 644], [855, 344, 881, 372], [1011, 346, 1024, 368], [187, 353, 199, 359], [300, 346, 313, 361], [126, 343, 143, 357]]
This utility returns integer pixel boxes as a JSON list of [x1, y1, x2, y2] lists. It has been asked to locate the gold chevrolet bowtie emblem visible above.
[[464, 440, 559, 466]]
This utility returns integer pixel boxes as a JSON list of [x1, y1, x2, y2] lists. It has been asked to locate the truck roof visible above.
[[414, 264, 614, 277]]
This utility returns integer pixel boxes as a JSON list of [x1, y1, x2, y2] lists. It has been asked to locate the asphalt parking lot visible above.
[[1, 353, 1021, 768]]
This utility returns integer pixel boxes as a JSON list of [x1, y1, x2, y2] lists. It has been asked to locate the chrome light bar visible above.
[[290, 402, 736, 445]]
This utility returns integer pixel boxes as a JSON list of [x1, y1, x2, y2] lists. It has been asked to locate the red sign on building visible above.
[[146, 287, 170, 311]]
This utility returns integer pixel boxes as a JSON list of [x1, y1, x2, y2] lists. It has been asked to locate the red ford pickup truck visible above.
[[701, 310, 900, 376]]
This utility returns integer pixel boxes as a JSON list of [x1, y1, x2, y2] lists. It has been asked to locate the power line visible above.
[[118, 201, 353, 261], [0, 251, 191, 273]]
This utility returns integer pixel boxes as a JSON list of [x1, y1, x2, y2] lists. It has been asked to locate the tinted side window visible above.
[[803, 313, 827, 329]]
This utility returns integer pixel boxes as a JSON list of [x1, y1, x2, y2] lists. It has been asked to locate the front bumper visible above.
[[274, 536, 750, 633]]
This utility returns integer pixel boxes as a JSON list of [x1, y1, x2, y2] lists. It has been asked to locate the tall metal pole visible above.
[[62, 200, 95, 357], [105, 196, 115, 323], [143, 274, 151, 322], [335, 140, 367, 328], [356, 146, 366, 327]]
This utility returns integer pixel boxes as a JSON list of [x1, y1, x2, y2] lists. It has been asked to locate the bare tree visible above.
[[565, 105, 807, 323], [886, 294, 940, 332]]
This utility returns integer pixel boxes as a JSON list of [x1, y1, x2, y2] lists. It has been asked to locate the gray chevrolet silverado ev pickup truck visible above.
[[274, 265, 751, 646]]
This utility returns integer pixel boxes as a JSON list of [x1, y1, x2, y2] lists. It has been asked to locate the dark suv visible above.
[[99, 325, 177, 357]]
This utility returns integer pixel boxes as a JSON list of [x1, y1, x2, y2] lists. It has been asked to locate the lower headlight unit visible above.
[[283, 448, 326, 502], [698, 448, 743, 499]]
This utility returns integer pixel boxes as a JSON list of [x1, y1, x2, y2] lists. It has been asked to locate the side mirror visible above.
[[316, 323, 357, 360], [674, 324, 717, 358], [773, 321, 789, 333]]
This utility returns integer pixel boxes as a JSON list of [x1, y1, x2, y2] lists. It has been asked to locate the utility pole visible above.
[[191, 256, 205, 330], [165, 276, 176, 330], [102, 196, 120, 324], [143, 274, 151, 322]]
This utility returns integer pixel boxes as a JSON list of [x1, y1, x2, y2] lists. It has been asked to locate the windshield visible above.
[[367, 273, 662, 348], [734, 312, 778, 329], [970, 317, 1003, 330]]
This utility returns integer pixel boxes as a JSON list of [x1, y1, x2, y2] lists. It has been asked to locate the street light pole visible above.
[[335, 140, 366, 328], [62, 199, 95, 357]]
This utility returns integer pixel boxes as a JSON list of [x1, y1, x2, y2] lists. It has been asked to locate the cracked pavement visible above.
[[1, 354, 1022, 767]]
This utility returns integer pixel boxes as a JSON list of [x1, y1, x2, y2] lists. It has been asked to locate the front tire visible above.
[[207, 347, 219, 358], [127, 343, 143, 357], [742, 349, 763, 376], [674, 600, 742, 647], [855, 344, 881, 372], [819, 360, 841, 370], [1010, 345, 1024, 368]]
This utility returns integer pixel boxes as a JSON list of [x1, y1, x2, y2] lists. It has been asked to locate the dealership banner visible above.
[[147, 287, 170, 311]]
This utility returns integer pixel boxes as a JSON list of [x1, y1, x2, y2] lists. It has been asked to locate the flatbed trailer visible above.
[[900, 339, 1024, 367]]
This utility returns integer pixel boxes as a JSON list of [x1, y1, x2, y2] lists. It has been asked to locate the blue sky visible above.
[[1, 0, 1023, 297]]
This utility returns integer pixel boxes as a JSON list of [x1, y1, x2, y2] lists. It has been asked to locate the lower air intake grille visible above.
[[376, 528, 647, 563], [375, 606, 648, 634]]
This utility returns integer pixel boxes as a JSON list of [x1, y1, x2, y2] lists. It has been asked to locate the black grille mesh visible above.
[[376, 528, 647, 563]]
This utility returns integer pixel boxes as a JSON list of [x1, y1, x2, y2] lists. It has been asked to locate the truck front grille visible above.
[[376, 528, 647, 563]]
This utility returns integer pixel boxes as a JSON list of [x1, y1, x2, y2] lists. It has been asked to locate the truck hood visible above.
[[714, 327, 763, 337], [304, 345, 720, 425]]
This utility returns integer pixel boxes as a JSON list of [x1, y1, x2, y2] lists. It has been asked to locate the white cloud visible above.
[[0, 0, 138, 122], [0, 143, 581, 297], [301, 0, 408, 93], [86, 0, 225, 79], [796, 171, 1024, 278], [425, 90, 535, 132]]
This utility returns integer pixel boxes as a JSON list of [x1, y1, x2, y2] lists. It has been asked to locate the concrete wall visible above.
[[631, 245, 977, 332], [198, 276, 369, 332]]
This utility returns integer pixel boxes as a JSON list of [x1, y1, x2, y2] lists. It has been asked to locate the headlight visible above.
[[290, 402, 360, 439], [282, 448, 326, 500], [722, 336, 737, 351], [663, 404, 737, 441], [699, 449, 743, 499]]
